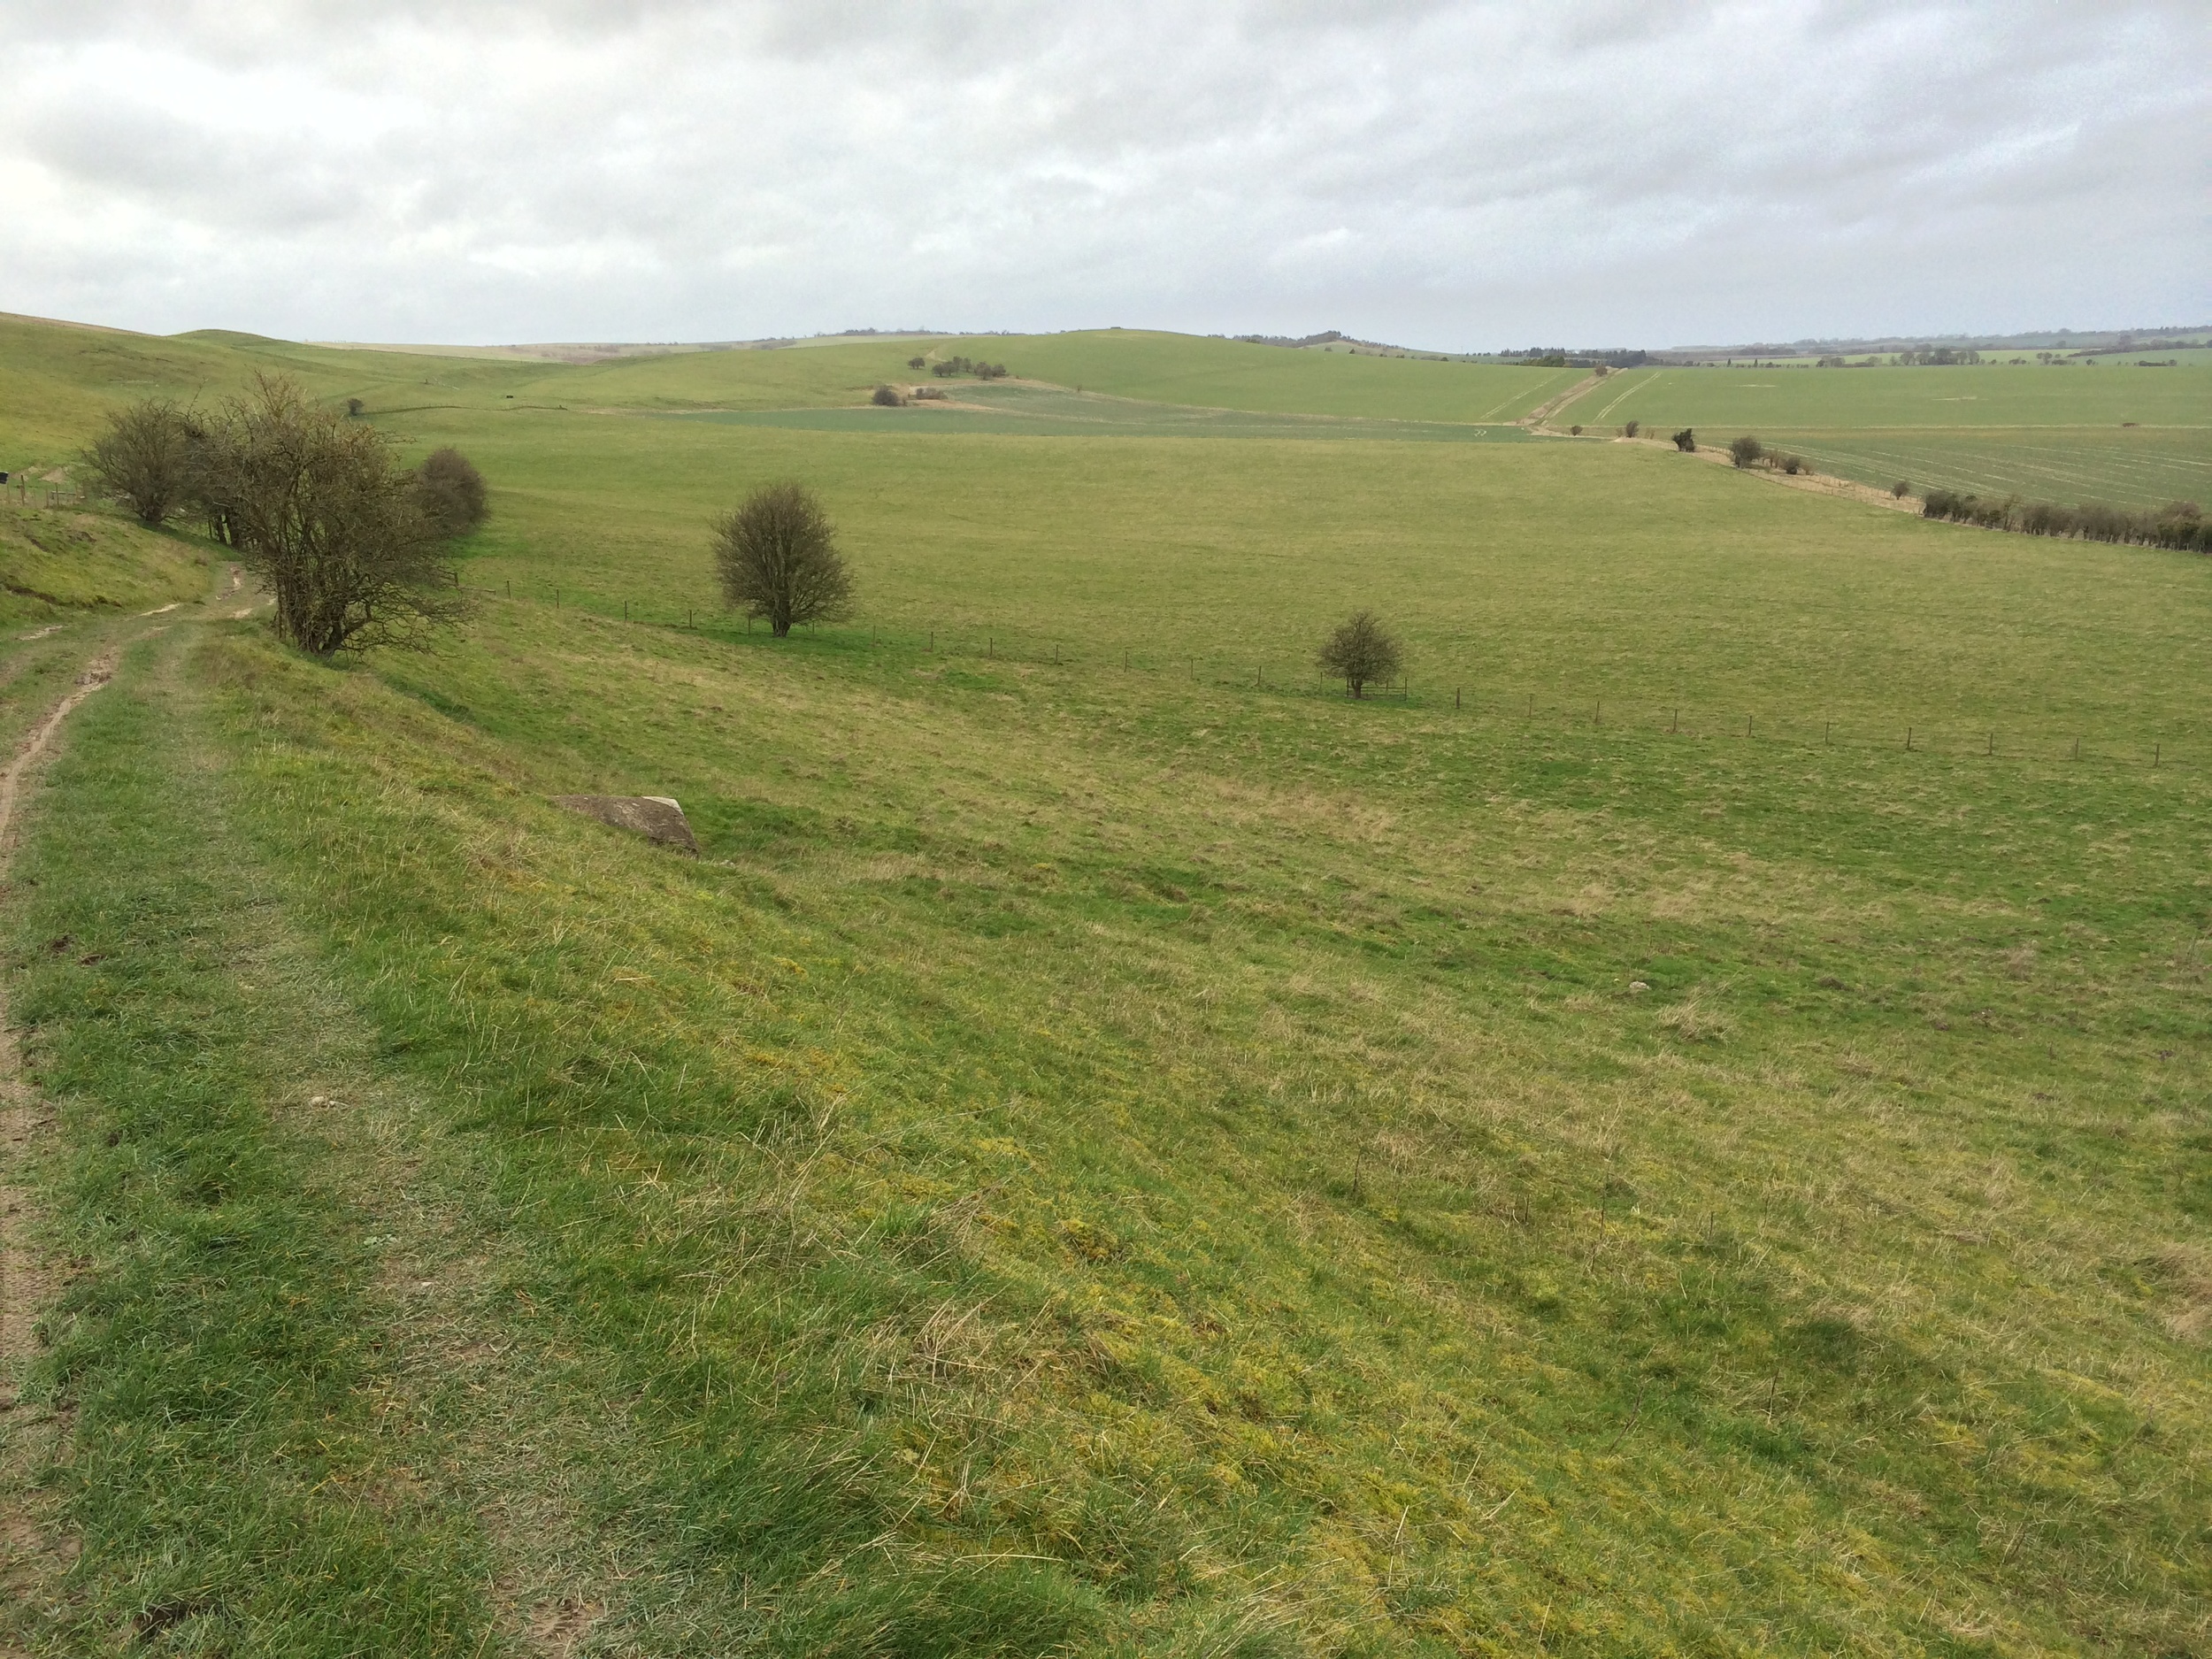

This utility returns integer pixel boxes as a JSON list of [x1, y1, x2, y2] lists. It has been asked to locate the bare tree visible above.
[[196, 374, 464, 657], [413, 447, 489, 539], [81, 398, 198, 526], [712, 481, 854, 637], [1317, 610, 1403, 699]]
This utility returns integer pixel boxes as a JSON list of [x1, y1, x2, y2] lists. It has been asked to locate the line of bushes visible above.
[[1923, 489, 2209, 552], [1727, 435, 1811, 474], [913, 355, 1009, 380]]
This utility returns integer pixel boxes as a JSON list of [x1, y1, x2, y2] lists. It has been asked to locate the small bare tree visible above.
[[712, 481, 854, 637], [82, 398, 199, 526], [196, 374, 463, 657], [1317, 610, 1403, 699]]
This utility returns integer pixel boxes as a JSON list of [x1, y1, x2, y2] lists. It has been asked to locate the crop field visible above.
[[1565, 363, 2212, 510], [1748, 429, 2211, 518], [2, 316, 2209, 1657]]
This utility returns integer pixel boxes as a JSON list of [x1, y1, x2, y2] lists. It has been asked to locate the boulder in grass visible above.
[[552, 795, 699, 854]]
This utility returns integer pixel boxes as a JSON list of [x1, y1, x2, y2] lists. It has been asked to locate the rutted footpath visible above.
[[1, 644, 120, 1632], [0, 610, 607, 1654]]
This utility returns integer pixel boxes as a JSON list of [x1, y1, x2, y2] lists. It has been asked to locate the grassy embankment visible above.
[[0, 507, 210, 626], [1, 315, 2208, 1654], [1564, 363, 2212, 511]]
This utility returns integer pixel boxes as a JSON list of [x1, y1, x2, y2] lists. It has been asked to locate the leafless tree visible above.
[[1317, 610, 1403, 699], [196, 374, 464, 657], [81, 398, 198, 526], [712, 481, 854, 638]]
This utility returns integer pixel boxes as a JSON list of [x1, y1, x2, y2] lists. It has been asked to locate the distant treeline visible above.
[[1234, 331, 1348, 349], [1923, 489, 2209, 552], [921, 355, 1009, 380], [1517, 349, 1650, 370]]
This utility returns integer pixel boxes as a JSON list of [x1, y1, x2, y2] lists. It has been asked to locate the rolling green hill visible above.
[[1, 313, 2207, 1657]]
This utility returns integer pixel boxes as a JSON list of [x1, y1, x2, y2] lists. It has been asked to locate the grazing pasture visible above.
[[1, 314, 2208, 1657]]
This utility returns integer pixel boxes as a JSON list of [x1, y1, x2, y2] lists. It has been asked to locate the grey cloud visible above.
[[0, 0, 2201, 346]]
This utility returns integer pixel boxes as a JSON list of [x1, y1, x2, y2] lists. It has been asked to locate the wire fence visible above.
[[457, 577, 2199, 775], [0, 479, 86, 508]]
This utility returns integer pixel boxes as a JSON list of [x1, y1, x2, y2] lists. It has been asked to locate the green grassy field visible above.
[[0, 316, 1576, 461], [1563, 364, 2212, 509], [0, 505, 211, 624], [2, 316, 2208, 1656]]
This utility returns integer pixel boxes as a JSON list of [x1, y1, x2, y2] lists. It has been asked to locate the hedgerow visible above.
[[1922, 489, 2210, 552]]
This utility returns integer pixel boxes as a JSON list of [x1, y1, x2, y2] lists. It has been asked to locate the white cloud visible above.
[[0, 0, 2202, 346]]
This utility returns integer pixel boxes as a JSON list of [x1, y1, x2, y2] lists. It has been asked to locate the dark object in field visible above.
[[712, 480, 855, 638], [1672, 428, 1695, 452], [1892, 480, 1911, 498], [346, 397, 365, 418], [1317, 610, 1403, 700], [1570, 424, 1583, 435], [413, 447, 488, 539], [871, 383, 903, 407], [553, 795, 699, 854], [1623, 420, 1639, 438], [1778, 454, 1808, 475], [912, 386, 949, 401], [1730, 435, 1763, 469], [908, 356, 926, 370], [194, 373, 463, 657], [81, 397, 197, 526]]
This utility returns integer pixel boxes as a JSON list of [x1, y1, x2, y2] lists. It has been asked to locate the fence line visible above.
[[454, 580, 2199, 774]]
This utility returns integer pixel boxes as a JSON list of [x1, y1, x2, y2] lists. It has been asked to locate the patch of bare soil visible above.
[[1521, 372, 1607, 428]]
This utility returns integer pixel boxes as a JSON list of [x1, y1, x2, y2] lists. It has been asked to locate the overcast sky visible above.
[[2, 1, 2204, 350]]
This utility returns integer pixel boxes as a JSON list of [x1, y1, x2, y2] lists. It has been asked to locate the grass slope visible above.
[[27, 576, 2197, 1654], [0, 505, 211, 625], [2, 317, 2208, 1654], [389, 408, 2208, 761]]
